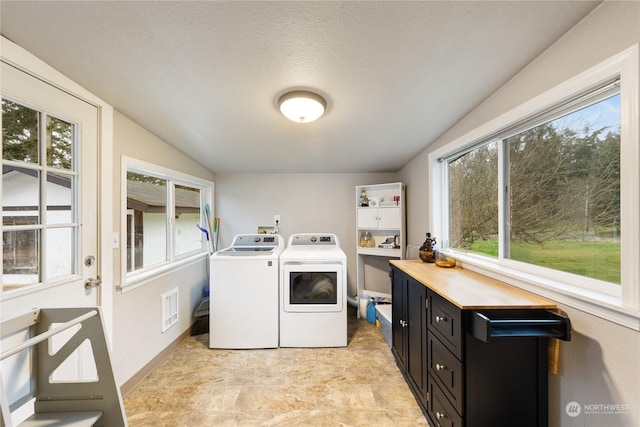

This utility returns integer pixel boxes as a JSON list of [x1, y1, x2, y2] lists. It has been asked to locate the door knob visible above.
[[84, 276, 102, 289]]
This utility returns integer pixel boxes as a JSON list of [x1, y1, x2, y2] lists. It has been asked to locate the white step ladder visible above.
[[1, 307, 127, 426]]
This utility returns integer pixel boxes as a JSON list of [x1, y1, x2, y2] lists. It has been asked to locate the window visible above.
[[174, 184, 202, 257], [126, 172, 168, 272], [2, 99, 76, 290], [449, 93, 621, 284], [122, 157, 212, 288], [430, 46, 640, 328]]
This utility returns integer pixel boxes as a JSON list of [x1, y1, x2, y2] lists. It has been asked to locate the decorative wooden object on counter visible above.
[[389, 260, 571, 427]]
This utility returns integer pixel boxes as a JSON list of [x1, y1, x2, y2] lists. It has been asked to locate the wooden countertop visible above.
[[390, 260, 557, 310]]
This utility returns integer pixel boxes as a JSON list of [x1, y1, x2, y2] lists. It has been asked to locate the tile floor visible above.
[[123, 306, 429, 426]]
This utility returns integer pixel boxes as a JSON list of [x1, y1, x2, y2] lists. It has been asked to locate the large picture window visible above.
[[449, 93, 621, 284], [430, 46, 639, 328], [122, 157, 212, 288]]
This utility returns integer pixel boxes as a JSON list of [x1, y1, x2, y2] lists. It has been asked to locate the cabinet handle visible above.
[[400, 320, 408, 327], [435, 411, 447, 420], [435, 315, 447, 323], [435, 363, 447, 371]]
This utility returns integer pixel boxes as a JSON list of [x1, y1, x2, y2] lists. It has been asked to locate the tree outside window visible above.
[[448, 94, 620, 284]]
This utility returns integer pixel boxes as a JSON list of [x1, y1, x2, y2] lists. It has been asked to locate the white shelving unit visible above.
[[356, 182, 406, 316]]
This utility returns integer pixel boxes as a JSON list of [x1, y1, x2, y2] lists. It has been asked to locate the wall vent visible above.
[[161, 288, 179, 333]]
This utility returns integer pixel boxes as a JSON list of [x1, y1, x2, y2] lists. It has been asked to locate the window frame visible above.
[[119, 156, 213, 292], [429, 45, 640, 330]]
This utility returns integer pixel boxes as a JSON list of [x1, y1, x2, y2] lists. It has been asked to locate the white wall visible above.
[[398, 2, 640, 426], [111, 111, 215, 385], [215, 172, 396, 298]]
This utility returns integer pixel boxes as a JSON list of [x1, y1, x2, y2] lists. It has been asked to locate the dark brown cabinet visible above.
[[390, 264, 571, 427]]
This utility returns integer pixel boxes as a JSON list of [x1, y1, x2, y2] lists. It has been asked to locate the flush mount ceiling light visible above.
[[278, 90, 327, 123]]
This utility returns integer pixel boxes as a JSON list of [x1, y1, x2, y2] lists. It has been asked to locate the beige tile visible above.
[[124, 307, 428, 426]]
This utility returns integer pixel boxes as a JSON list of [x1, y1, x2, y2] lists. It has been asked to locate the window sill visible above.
[[117, 252, 209, 294], [452, 252, 640, 331]]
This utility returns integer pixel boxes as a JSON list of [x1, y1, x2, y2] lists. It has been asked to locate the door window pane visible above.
[[2, 166, 41, 288], [45, 227, 74, 281], [126, 172, 168, 272], [46, 116, 73, 169], [3, 217, 39, 287], [2, 100, 39, 164], [46, 172, 74, 225], [174, 184, 202, 256], [2, 166, 41, 214]]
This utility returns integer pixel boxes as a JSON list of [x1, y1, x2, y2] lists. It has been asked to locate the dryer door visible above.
[[282, 263, 344, 313]]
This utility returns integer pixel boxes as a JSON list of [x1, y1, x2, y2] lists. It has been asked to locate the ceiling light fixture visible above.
[[278, 90, 327, 123]]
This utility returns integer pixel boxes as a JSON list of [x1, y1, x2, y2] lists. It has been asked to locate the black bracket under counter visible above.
[[468, 309, 572, 343]]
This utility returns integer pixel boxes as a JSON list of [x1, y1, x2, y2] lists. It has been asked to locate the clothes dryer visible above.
[[279, 233, 347, 347]]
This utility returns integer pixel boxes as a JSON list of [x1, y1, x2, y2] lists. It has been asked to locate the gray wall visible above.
[[111, 111, 215, 384], [214, 172, 396, 299], [398, 2, 640, 426]]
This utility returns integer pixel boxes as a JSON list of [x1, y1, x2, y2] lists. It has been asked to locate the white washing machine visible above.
[[209, 234, 285, 349], [279, 233, 347, 347]]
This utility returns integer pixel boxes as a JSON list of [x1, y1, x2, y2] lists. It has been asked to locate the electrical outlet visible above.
[[274, 215, 280, 224]]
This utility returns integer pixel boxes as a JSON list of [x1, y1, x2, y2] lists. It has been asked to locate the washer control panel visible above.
[[231, 234, 281, 247]]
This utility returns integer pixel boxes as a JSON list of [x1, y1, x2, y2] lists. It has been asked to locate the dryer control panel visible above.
[[288, 233, 339, 246]]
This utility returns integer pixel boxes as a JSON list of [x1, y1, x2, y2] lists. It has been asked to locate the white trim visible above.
[[429, 44, 640, 330], [117, 252, 207, 294], [122, 156, 213, 188], [619, 44, 640, 311]]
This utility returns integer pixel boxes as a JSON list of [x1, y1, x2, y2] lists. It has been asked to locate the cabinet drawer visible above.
[[428, 375, 463, 427], [469, 309, 571, 342], [428, 332, 464, 416], [429, 292, 464, 359]]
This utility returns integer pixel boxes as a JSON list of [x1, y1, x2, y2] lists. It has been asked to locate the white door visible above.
[[1, 60, 99, 313], [1, 60, 100, 392]]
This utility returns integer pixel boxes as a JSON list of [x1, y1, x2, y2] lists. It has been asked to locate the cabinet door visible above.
[[377, 206, 401, 229], [391, 267, 407, 370], [407, 278, 427, 401], [357, 208, 379, 229]]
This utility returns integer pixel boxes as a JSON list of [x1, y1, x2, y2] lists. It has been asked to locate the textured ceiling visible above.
[[0, 1, 601, 173]]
